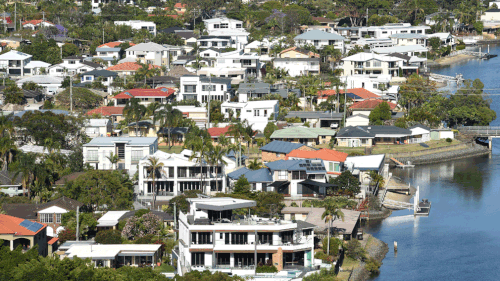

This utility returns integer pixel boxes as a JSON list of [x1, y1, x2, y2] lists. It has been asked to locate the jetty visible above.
[[390, 158, 415, 169]]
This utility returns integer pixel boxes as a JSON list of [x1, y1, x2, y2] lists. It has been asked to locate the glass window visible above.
[[131, 150, 143, 161], [191, 252, 205, 266], [278, 170, 287, 180], [329, 162, 334, 171], [40, 213, 53, 223], [214, 24, 220, 29], [55, 213, 62, 223], [236, 24, 242, 28], [231, 232, 248, 244], [87, 150, 98, 161]]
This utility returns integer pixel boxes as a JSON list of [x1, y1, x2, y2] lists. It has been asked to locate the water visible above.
[[366, 44, 500, 280]]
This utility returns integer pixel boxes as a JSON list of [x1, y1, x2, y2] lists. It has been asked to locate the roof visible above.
[[0, 50, 32, 60], [337, 125, 411, 138], [270, 127, 336, 139], [371, 45, 428, 54], [113, 87, 175, 99], [54, 172, 86, 185], [227, 167, 273, 182], [126, 42, 168, 52], [22, 19, 53, 26], [279, 46, 320, 58], [65, 244, 161, 259], [266, 159, 326, 173], [286, 148, 348, 162], [187, 197, 256, 211], [98, 41, 136, 48], [207, 125, 230, 137], [174, 2, 187, 8], [387, 52, 411, 61], [345, 154, 386, 171], [274, 57, 320, 62], [82, 69, 118, 77], [145, 75, 180, 84], [84, 137, 157, 147], [294, 30, 345, 41], [97, 211, 129, 227], [0, 170, 22, 186], [281, 207, 360, 234], [48, 237, 59, 245], [0, 214, 46, 236], [285, 111, 343, 119], [238, 82, 270, 94], [342, 52, 403, 62], [317, 88, 379, 100], [390, 33, 428, 39], [16, 75, 63, 85], [349, 99, 397, 110], [299, 179, 337, 188], [409, 124, 431, 131], [95, 47, 121, 52], [1, 204, 38, 220], [39, 196, 83, 211], [157, 127, 189, 135], [106, 62, 160, 71], [259, 140, 304, 154], [86, 106, 124, 116]]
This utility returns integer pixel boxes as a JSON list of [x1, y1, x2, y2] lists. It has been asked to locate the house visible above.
[[125, 42, 169, 66], [430, 129, 454, 140], [207, 125, 235, 144], [352, 37, 394, 49], [286, 148, 348, 177], [138, 150, 228, 197], [177, 75, 232, 104], [370, 45, 428, 57], [0, 50, 32, 76], [19, 145, 73, 156], [63, 244, 161, 268], [357, 23, 430, 39], [0, 171, 23, 197], [345, 114, 370, 127], [114, 20, 156, 35], [227, 167, 273, 192], [340, 75, 399, 97], [80, 70, 118, 93], [316, 88, 381, 106], [176, 197, 315, 274], [15, 75, 64, 96], [336, 126, 412, 147], [203, 18, 249, 49], [106, 62, 160, 76], [281, 207, 361, 240], [198, 51, 262, 83], [96, 211, 129, 231], [426, 33, 456, 47], [270, 127, 336, 146], [278, 47, 320, 59], [341, 52, 404, 77], [0, 86, 43, 105], [157, 127, 189, 146], [294, 30, 345, 52], [84, 118, 112, 138], [266, 159, 330, 197], [48, 56, 102, 77], [349, 99, 397, 116], [22, 19, 54, 30], [0, 214, 48, 256], [83, 137, 158, 174], [95, 47, 121, 65], [482, 9, 500, 21], [390, 33, 427, 46], [86, 106, 124, 124], [220, 100, 279, 132], [312, 17, 335, 27], [2, 196, 83, 238], [237, 82, 270, 102], [112, 87, 175, 107], [259, 140, 313, 163], [127, 120, 159, 137], [273, 58, 320, 77], [173, 2, 187, 14], [409, 124, 431, 143], [285, 111, 344, 129], [172, 105, 208, 128], [92, 0, 134, 13], [197, 35, 233, 49], [344, 154, 386, 191]]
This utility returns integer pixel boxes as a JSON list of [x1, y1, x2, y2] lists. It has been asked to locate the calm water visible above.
[[366, 44, 500, 280]]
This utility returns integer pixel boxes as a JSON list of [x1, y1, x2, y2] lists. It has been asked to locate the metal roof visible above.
[[266, 159, 326, 173], [270, 127, 336, 139], [294, 30, 345, 41], [227, 167, 273, 182], [83, 137, 157, 146], [285, 111, 343, 120], [259, 140, 304, 154]]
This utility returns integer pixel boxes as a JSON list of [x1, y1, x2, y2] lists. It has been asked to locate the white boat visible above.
[[462, 38, 478, 45]]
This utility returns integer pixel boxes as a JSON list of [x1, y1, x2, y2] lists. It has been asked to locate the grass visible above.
[[336, 271, 352, 281], [154, 263, 175, 273], [341, 257, 360, 271], [158, 146, 184, 154]]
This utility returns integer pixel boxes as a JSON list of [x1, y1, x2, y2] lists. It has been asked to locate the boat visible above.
[[462, 38, 477, 45], [415, 199, 431, 216]]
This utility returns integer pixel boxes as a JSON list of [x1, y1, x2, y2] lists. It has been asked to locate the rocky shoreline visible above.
[[395, 143, 489, 165], [350, 234, 389, 281]]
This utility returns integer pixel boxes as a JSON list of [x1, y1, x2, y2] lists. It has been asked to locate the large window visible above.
[[87, 150, 98, 161], [278, 170, 287, 180], [372, 61, 382, 67], [280, 230, 293, 244], [192, 232, 212, 244], [131, 150, 143, 161], [184, 85, 197, 93], [258, 233, 273, 245], [40, 213, 53, 223], [202, 85, 216, 91], [231, 232, 248, 244], [220, 23, 228, 28], [55, 213, 62, 223], [191, 252, 205, 266], [292, 171, 306, 180]]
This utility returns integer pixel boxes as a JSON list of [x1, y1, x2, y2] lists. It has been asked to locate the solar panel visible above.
[[19, 219, 43, 232], [20, 219, 32, 228]]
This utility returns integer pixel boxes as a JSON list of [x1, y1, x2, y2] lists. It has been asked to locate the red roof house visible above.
[[0, 214, 48, 255], [98, 41, 136, 48], [349, 99, 397, 111], [317, 88, 379, 101], [286, 148, 348, 175], [106, 62, 160, 74], [208, 126, 231, 138], [113, 87, 175, 106]]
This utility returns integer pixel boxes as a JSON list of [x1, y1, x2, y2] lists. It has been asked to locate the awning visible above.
[[298, 179, 337, 188], [269, 181, 290, 188]]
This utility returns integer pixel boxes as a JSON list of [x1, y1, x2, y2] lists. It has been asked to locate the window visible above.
[[258, 233, 273, 245], [200, 41, 208, 47], [214, 24, 220, 29], [221, 23, 228, 28], [280, 231, 293, 244], [212, 41, 218, 47], [242, 60, 252, 66], [87, 150, 98, 161], [382, 31, 388, 34], [194, 232, 212, 244], [365, 61, 370, 67], [264, 110, 267, 116], [361, 139, 368, 145], [236, 24, 242, 28], [184, 85, 197, 93], [278, 170, 287, 180], [292, 171, 306, 180], [131, 150, 143, 161], [202, 85, 216, 91], [56, 213, 62, 223], [69, 60, 76, 64], [254, 110, 259, 116], [329, 162, 334, 171], [328, 40, 336, 45], [373, 61, 381, 67], [220, 233, 223, 239], [40, 213, 53, 223], [221, 85, 224, 91], [231, 232, 248, 244], [191, 252, 205, 266], [314, 40, 319, 46], [303, 229, 312, 236], [334, 163, 340, 172], [85, 76, 92, 81]]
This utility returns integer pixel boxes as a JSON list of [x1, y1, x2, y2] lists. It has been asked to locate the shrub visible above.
[[314, 251, 333, 262], [290, 202, 299, 207], [58, 229, 76, 243], [134, 234, 155, 244], [135, 209, 150, 217], [345, 240, 366, 260], [256, 265, 278, 273], [348, 151, 365, 156], [446, 138, 452, 143], [456, 44, 466, 50], [95, 229, 122, 244], [365, 257, 382, 274], [322, 237, 342, 256]]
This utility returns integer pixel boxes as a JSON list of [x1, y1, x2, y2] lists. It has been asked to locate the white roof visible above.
[[97, 211, 129, 227], [346, 114, 369, 120], [203, 17, 243, 24], [342, 52, 403, 62], [209, 29, 249, 36], [188, 197, 256, 211], [345, 154, 385, 170], [24, 60, 51, 68], [85, 119, 110, 127], [426, 33, 453, 40], [0, 50, 31, 60], [19, 145, 73, 155], [371, 45, 428, 54], [16, 75, 63, 85], [221, 100, 279, 109], [83, 137, 157, 146], [65, 244, 161, 259], [126, 42, 167, 52]]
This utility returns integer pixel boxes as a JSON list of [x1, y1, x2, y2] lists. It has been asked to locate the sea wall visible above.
[[392, 144, 489, 165]]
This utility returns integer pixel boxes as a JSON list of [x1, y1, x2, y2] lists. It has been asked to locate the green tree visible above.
[[302, 268, 338, 281], [61, 210, 98, 240], [429, 37, 441, 51], [95, 229, 123, 244], [345, 239, 366, 260], [263, 122, 278, 140], [22, 82, 43, 91], [332, 170, 360, 196], [473, 21, 484, 34], [321, 200, 344, 256], [153, 32, 184, 45], [248, 158, 263, 170], [369, 102, 392, 125], [146, 156, 164, 210], [166, 190, 202, 216], [255, 192, 285, 216], [62, 43, 79, 57], [106, 152, 119, 170], [124, 98, 147, 136], [233, 175, 252, 197], [3, 85, 24, 105], [56, 87, 103, 110]]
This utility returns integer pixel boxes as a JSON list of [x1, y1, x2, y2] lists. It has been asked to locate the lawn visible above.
[[154, 263, 175, 273], [341, 257, 360, 271], [158, 146, 184, 154], [336, 271, 352, 281]]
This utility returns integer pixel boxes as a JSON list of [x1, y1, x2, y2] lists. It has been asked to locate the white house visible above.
[[172, 105, 208, 128], [92, 0, 134, 13], [178, 75, 232, 104], [138, 150, 228, 197], [341, 52, 404, 76], [203, 18, 249, 49], [15, 75, 64, 96], [125, 42, 169, 66], [197, 36, 234, 49], [176, 197, 315, 275], [83, 137, 158, 175], [482, 9, 500, 21], [221, 100, 279, 132], [345, 114, 370, 127], [390, 33, 427, 46], [199, 48, 221, 59], [358, 23, 430, 39], [294, 30, 345, 52], [48, 56, 102, 77], [80, 69, 118, 93], [198, 51, 262, 84], [95, 47, 121, 65], [114, 20, 156, 36], [409, 124, 431, 143], [340, 74, 399, 96], [285, 148, 348, 178], [0, 50, 33, 76], [22, 19, 54, 30], [426, 33, 456, 47], [84, 119, 113, 138], [273, 58, 320, 77]]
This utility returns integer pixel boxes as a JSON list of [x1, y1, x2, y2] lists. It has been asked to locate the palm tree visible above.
[[227, 122, 245, 166], [187, 133, 213, 194], [106, 152, 119, 170], [10, 152, 37, 198], [155, 105, 183, 147], [321, 201, 345, 256], [123, 98, 146, 136], [248, 158, 263, 170], [208, 145, 227, 193], [243, 121, 256, 154], [0, 135, 16, 171], [218, 134, 229, 148], [135, 61, 160, 85], [146, 156, 164, 210]]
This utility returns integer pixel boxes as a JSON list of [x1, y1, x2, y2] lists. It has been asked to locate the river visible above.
[[366, 44, 500, 280]]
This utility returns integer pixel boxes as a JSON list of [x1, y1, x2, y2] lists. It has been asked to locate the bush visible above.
[[314, 251, 333, 262], [345, 240, 366, 260], [322, 237, 342, 256], [446, 138, 452, 143], [348, 151, 365, 156], [58, 228, 76, 243], [456, 44, 466, 50], [365, 257, 382, 274], [135, 209, 150, 217], [290, 202, 299, 207], [95, 229, 122, 244], [256, 265, 278, 273], [134, 234, 155, 244]]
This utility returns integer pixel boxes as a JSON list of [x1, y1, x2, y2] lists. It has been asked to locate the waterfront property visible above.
[[259, 140, 313, 163], [286, 148, 348, 178], [176, 197, 315, 275], [270, 127, 336, 146], [344, 154, 387, 197], [336, 126, 412, 147], [227, 167, 273, 192]]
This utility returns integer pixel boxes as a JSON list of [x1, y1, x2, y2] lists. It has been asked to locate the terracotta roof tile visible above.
[[106, 62, 160, 71], [174, 3, 187, 8], [349, 99, 397, 110], [48, 237, 59, 245], [286, 148, 348, 162], [22, 19, 53, 26], [0, 214, 46, 236], [86, 106, 124, 116], [318, 88, 379, 100], [113, 87, 175, 99], [208, 126, 230, 137], [98, 41, 136, 48]]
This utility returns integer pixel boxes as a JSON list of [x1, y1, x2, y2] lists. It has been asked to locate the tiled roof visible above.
[[259, 140, 304, 154], [106, 62, 160, 71], [318, 88, 379, 100], [48, 237, 59, 245], [279, 46, 319, 58], [208, 126, 230, 137], [113, 87, 175, 99], [86, 106, 124, 116], [286, 148, 348, 162], [98, 41, 135, 48], [349, 99, 397, 110], [174, 3, 187, 8], [39, 196, 83, 211], [227, 167, 273, 182], [0, 214, 46, 236], [22, 19, 53, 26], [1, 204, 38, 220]]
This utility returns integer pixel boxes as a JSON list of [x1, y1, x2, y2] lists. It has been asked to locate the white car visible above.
[[330, 123, 339, 129]]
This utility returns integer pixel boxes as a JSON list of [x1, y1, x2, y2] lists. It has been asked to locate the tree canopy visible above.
[[369, 102, 392, 125], [56, 88, 103, 110]]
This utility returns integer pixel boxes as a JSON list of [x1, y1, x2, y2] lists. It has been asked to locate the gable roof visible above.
[[1, 204, 39, 220], [227, 167, 273, 182], [113, 87, 175, 99], [337, 126, 412, 138], [207, 125, 230, 137], [286, 148, 348, 162], [38, 196, 83, 211], [270, 127, 336, 139], [349, 99, 397, 110], [318, 88, 379, 100], [0, 214, 46, 236], [259, 140, 304, 154], [82, 69, 118, 77], [86, 106, 124, 116], [294, 30, 345, 41], [0, 170, 22, 186], [342, 52, 403, 62], [409, 124, 431, 131], [279, 46, 320, 58], [126, 42, 168, 52], [98, 41, 136, 48], [266, 159, 326, 173], [22, 19, 53, 26], [106, 62, 160, 71]]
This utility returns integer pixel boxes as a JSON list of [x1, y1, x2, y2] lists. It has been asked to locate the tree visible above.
[[3, 85, 24, 105], [134, 62, 160, 84], [429, 37, 441, 51], [10, 152, 37, 197], [153, 32, 184, 45], [263, 122, 278, 141], [166, 190, 202, 216], [322, 237, 341, 256], [62, 43, 79, 57], [186, 133, 213, 194], [95, 229, 123, 244], [369, 102, 392, 125], [106, 152, 119, 170], [207, 145, 227, 193], [57, 228, 76, 243], [332, 171, 360, 196], [146, 156, 164, 210], [345, 239, 366, 260], [56, 87, 103, 110], [233, 175, 252, 197], [302, 268, 338, 281], [321, 201, 344, 256], [473, 21, 484, 34], [121, 212, 161, 240], [22, 82, 43, 91], [248, 158, 263, 170], [124, 98, 147, 136], [61, 210, 98, 240], [255, 192, 285, 216]]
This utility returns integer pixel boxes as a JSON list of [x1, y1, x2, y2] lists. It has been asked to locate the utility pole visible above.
[[14, 2, 16, 32], [103, 28, 105, 44], [76, 206, 80, 241], [366, 8, 369, 26], [70, 76, 73, 112], [173, 203, 177, 240], [343, 84, 347, 127], [207, 76, 212, 129]]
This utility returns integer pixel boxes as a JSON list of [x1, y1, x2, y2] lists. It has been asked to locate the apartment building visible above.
[[176, 197, 315, 276], [203, 18, 249, 49], [114, 20, 156, 36], [359, 23, 430, 39], [138, 150, 228, 196], [220, 100, 278, 132], [178, 75, 232, 104], [198, 51, 262, 83], [83, 137, 158, 175], [341, 53, 404, 76], [390, 33, 427, 46]]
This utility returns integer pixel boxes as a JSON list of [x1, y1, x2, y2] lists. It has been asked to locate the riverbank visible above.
[[394, 143, 489, 165], [427, 54, 475, 66]]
